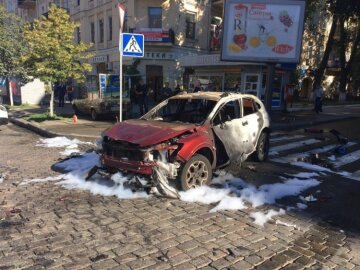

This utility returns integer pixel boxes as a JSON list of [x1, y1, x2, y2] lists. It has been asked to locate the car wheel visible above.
[[255, 132, 269, 162], [91, 109, 98, 121], [179, 154, 212, 190]]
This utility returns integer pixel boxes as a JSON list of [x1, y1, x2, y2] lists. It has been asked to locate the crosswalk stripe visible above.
[[346, 170, 360, 181], [332, 149, 360, 168], [269, 139, 322, 156], [270, 135, 305, 143], [271, 142, 357, 163]]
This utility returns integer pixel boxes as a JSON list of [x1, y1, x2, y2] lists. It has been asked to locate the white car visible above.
[[0, 105, 8, 125]]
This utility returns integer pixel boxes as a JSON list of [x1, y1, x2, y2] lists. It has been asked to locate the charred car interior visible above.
[[97, 92, 271, 197]]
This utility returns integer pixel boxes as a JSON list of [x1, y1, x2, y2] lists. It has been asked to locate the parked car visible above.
[[0, 105, 8, 125], [72, 96, 130, 121], [101, 92, 270, 191]]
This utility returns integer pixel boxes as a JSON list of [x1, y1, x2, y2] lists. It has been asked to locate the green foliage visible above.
[[0, 6, 29, 83], [21, 5, 93, 85], [23, 112, 66, 122]]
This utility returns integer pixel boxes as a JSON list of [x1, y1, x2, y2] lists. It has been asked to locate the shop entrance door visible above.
[[244, 74, 260, 96], [146, 65, 163, 102]]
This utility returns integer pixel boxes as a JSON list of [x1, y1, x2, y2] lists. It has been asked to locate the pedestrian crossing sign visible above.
[[121, 33, 144, 57]]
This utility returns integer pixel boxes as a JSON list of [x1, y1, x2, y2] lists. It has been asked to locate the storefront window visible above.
[[224, 73, 241, 92], [244, 74, 259, 96]]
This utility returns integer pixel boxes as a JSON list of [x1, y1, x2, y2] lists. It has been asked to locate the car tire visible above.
[[91, 109, 98, 121], [179, 154, 212, 191], [254, 132, 269, 162]]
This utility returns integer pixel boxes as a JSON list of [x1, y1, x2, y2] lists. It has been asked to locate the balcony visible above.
[[18, 0, 36, 9]]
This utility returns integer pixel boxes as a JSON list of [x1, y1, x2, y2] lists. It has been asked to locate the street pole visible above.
[[265, 63, 275, 112], [119, 32, 123, 122]]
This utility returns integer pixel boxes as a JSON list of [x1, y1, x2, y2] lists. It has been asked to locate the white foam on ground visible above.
[[297, 202, 308, 209], [180, 174, 320, 212], [36, 137, 93, 156], [0, 177, 3, 184], [250, 209, 285, 226], [22, 152, 149, 199]]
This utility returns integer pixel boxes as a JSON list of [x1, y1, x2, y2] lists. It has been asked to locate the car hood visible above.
[[104, 119, 196, 146]]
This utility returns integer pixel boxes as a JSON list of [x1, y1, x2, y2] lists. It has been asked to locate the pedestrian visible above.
[[283, 84, 294, 112], [66, 81, 74, 103], [161, 82, 172, 101], [193, 80, 201, 92], [58, 83, 66, 107], [135, 79, 149, 115], [174, 84, 181, 95], [314, 84, 323, 114]]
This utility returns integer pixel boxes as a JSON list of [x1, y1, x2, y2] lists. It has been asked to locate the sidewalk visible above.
[[8, 101, 360, 141]]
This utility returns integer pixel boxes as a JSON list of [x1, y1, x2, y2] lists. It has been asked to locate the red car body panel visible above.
[[104, 119, 196, 147], [176, 126, 216, 166]]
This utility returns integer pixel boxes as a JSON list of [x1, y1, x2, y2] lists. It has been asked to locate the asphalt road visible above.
[[1, 122, 360, 269]]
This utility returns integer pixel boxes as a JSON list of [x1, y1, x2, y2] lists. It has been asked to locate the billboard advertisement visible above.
[[221, 0, 306, 63]]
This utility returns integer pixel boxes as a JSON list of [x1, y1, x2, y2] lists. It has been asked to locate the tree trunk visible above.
[[345, 19, 360, 88], [338, 16, 347, 99], [49, 82, 54, 117], [313, 14, 338, 91]]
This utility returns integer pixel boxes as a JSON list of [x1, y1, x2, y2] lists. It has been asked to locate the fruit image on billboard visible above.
[[221, 0, 306, 63]]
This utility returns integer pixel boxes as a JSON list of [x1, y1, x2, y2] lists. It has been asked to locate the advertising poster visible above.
[[221, 0, 305, 63]]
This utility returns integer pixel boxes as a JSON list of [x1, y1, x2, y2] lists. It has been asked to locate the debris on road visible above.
[[89, 254, 108, 262], [275, 219, 299, 229]]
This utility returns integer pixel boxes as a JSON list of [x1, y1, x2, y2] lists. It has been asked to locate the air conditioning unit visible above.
[[106, 62, 113, 71]]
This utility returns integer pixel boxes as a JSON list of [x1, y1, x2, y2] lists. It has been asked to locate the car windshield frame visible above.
[[141, 97, 217, 125]]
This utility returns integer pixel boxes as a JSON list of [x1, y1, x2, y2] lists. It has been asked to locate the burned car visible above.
[[100, 92, 270, 193]]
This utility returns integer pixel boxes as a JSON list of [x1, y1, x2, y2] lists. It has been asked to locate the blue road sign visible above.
[[121, 33, 144, 57]]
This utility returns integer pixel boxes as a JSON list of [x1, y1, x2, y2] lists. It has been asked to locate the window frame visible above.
[[108, 16, 112, 41], [148, 7, 162, 28], [76, 26, 81, 44], [99, 18, 104, 43], [185, 12, 196, 40], [90, 22, 95, 43]]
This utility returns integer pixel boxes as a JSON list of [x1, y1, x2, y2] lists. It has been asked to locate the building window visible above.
[[186, 12, 196, 39], [90, 22, 95, 43], [108, 16, 112, 41], [99, 19, 104, 43], [76, 27, 81, 44], [148, 7, 162, 28], [76, 0, 80, 6]]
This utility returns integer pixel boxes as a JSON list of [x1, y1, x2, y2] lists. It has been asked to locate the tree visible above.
[[312, 0, 360, 100], [0, 6, 29, 105], [22, 5, 93, 116]]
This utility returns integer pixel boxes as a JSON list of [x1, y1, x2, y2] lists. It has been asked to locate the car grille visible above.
[[103, 140, 145, 161]]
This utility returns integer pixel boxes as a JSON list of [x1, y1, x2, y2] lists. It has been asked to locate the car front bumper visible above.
[[101, 154, 155, 175]]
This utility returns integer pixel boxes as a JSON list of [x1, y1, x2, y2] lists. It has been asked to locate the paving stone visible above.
[[125, 257, 157, 270], [230, 259, 254, 270]]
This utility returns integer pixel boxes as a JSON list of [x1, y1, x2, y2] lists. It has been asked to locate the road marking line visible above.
[[332, 149, 360, 168], [271, 142, 357, 163], [269, 139, 322, 156], [270, 135, 305, 143]]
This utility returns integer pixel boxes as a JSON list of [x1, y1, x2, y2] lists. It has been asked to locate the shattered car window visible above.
[[145, 98, 217, 124]]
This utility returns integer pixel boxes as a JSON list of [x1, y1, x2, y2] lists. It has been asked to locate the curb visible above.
[[272, 115, 357, 131], [10, 117, 58, 138], [9, 117, 100, 141]]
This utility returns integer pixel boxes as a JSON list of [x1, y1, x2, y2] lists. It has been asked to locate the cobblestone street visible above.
[[1, 123, 360, 270]]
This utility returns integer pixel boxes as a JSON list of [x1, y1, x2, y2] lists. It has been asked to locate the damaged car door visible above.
[[212, 99, 251, 163]]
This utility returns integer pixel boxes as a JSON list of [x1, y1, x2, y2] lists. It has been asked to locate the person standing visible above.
[[66, 81, 74, 103], [161, 82, 172, 101], [58, 83, 66, 107], [136, 79, 149, 115], [314, 84, 323, 114]]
